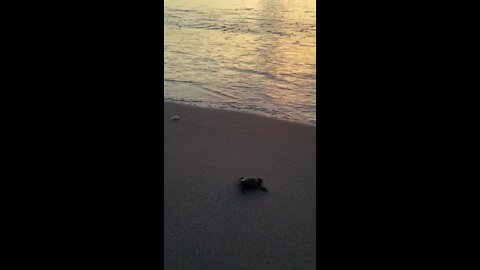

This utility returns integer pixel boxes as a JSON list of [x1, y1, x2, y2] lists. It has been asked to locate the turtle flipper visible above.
[[260, 186, 268, 193]]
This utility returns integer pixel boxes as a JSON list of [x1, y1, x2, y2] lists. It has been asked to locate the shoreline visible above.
[[164, 100, 317, 127], [164, 101, 316, 269]]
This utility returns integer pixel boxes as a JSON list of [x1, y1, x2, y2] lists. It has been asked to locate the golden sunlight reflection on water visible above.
[[164, 0, 316, 124]]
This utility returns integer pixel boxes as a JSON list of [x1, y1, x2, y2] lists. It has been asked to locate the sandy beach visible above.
[[164, 102, 316, 269]]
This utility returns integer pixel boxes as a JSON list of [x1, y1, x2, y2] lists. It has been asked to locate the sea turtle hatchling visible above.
[[239, 177, 268, 193]]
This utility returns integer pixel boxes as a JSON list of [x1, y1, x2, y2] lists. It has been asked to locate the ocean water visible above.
[[164, 0, 316, 125]]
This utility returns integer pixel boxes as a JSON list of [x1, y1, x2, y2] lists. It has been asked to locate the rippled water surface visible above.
[[164, 0, 316, 124]]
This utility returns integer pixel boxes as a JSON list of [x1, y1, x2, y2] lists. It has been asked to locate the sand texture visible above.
[[164, 102, 316, 270]]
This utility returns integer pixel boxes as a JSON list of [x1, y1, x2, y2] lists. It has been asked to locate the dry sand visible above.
[[164, 102, 316, 270]]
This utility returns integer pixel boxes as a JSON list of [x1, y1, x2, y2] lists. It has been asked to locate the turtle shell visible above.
[[240, 177, 262, 188]]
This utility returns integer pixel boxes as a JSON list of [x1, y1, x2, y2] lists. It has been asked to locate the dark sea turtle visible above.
[[239, 177, 268, 193]]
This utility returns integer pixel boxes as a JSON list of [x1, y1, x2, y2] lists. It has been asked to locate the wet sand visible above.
[[164, 102, 316, 269]]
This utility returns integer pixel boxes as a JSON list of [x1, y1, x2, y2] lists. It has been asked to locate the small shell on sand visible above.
[[171, 115, 181, 121]]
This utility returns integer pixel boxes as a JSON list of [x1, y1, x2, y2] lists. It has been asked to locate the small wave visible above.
[[164, 79, 198, 84], [200, 86, 240, 100], [226, 67, 277, 80]]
